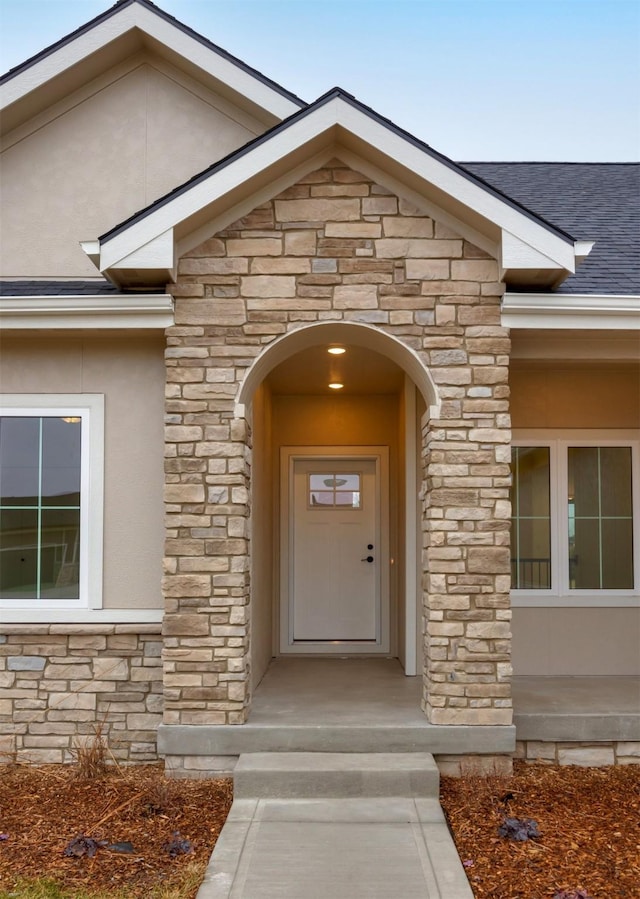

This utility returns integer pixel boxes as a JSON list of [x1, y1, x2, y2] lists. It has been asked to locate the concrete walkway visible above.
[[196, 752, 474, 899]]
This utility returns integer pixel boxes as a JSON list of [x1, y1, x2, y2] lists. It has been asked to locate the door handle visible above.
[[361, 555, 374, 563]]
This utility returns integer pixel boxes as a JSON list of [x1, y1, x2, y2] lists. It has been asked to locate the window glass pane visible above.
[[0, 509, 39, 597], [510, 447, 551, 589], [568, 447, 598, 517], [0, 414, 84, 600], [40, 509, 80, 599], [0, 417, 40, 504], [308, 473, 361, 509], [600, 447, 632, 517], [515, 518, 551, 588], [41, 418, 81, 506], [601, 519, 634, 589], [569, 445, 634, 590], [571, 518, 600, 589], [515, 447, 550, 517]]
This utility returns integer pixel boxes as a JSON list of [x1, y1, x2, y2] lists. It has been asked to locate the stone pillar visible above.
[[421, 287, 513, 725], [162, 330, 252, 725]]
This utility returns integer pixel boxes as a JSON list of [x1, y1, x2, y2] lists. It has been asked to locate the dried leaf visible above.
[[163, 831, 193, 857], [498, 817, 541, 841], [63, 834, 108, 858], [106, 841, 135, 854]]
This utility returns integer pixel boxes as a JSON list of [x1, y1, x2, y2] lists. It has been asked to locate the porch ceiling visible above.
[[266, 344, 405, 396]]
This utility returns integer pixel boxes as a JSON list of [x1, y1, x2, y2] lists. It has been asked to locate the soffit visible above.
[[267, 345, 405, 396]]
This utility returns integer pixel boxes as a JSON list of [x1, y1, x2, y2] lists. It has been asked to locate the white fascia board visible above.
[[100, 96, 576, 278], [1, 3, 299, 120], [80, 240, 100, 268], [101, 228, 174, 271], [500, 231, 564, 273], [0, 293, 174, 329], [502, 292, 640, 330]]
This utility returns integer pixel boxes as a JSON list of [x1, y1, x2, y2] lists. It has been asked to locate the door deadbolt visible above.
[[361, 555, 374, 563]]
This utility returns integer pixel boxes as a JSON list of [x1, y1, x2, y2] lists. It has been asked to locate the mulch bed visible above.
[[2, 761, 639, 898], [440, 761, 640, 899], [0, 764, 232, 898]]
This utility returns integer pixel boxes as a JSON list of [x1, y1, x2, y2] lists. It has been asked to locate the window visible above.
[[511, 434, 639, 604], [309, 473, 361, 508], [0, 395, 104, 610]]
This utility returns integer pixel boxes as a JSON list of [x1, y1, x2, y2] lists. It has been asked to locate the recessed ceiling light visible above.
[[327, 345, 346, 355], [328, 382, 344, 390]]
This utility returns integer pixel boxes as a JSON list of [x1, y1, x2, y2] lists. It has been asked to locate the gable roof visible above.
[[85, 88, 590, 291], [464, 163, 640, 295], [0, 0, 304, 134]]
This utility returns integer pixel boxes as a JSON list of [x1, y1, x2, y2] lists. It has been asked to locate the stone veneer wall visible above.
[[515, 741, 640, 767], [164, 159, 512, 727], [0, 626, 162, 763]]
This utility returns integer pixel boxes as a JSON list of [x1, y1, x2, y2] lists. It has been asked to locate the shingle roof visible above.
[[462, 162, 640, 295], [0, 280, 124, 296]]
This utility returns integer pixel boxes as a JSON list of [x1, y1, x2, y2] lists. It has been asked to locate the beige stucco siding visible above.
[[272, 394, 400, 447], [513, 608, 640, 675], [0, 334, 165, 610], [511, 364, 640, 429], [0, 60, 260, 278]]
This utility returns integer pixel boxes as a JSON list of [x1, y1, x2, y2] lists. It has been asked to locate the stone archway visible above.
[[236, 320, 440, 415], [238, 322, 437, 690]]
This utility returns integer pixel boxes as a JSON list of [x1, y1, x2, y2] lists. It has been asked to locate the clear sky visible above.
[[1, 0, 639, 161]]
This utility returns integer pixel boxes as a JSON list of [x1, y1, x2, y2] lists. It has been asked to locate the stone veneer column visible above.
[[421, 303, 512, 725], [163, 159, 512, 726]]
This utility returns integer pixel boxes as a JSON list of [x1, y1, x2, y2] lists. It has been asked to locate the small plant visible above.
[[69, 717, 110, 780], [498, 816, 540, 841]]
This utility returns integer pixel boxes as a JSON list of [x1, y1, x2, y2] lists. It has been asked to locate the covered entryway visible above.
[[237, 322, 439, 690]]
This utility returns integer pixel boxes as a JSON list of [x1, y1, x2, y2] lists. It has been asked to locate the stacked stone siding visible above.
[[165, 159, 512, 727], [0, 626, 162, 764], [516, 741, 640, 767]]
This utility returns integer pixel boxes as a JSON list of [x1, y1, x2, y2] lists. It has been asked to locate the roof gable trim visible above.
[[1, 0, 303, 121], [92, 91, 585, 288]]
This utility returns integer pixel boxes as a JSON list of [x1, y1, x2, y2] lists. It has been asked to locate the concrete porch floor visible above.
[[251, 658, 640, 743], [158, 659, 639, 763]]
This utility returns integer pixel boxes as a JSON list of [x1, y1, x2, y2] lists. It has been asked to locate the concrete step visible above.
[[233, 751, 440, 799]]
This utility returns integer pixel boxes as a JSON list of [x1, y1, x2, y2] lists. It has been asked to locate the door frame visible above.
[[278, 445, 390, 655]]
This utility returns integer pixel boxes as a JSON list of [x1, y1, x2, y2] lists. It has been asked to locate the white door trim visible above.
[[403, 377, 418, 675], [279, 445, 390, 655]]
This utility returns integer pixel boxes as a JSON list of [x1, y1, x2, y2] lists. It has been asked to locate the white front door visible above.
[[280, 448, 389, 654]]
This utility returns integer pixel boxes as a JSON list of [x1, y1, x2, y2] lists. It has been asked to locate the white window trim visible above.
[[0, 395, 104, 613], [512, 429, 640, 608]]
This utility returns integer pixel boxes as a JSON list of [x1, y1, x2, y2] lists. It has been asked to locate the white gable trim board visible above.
[[0, 0, 302, 124]]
